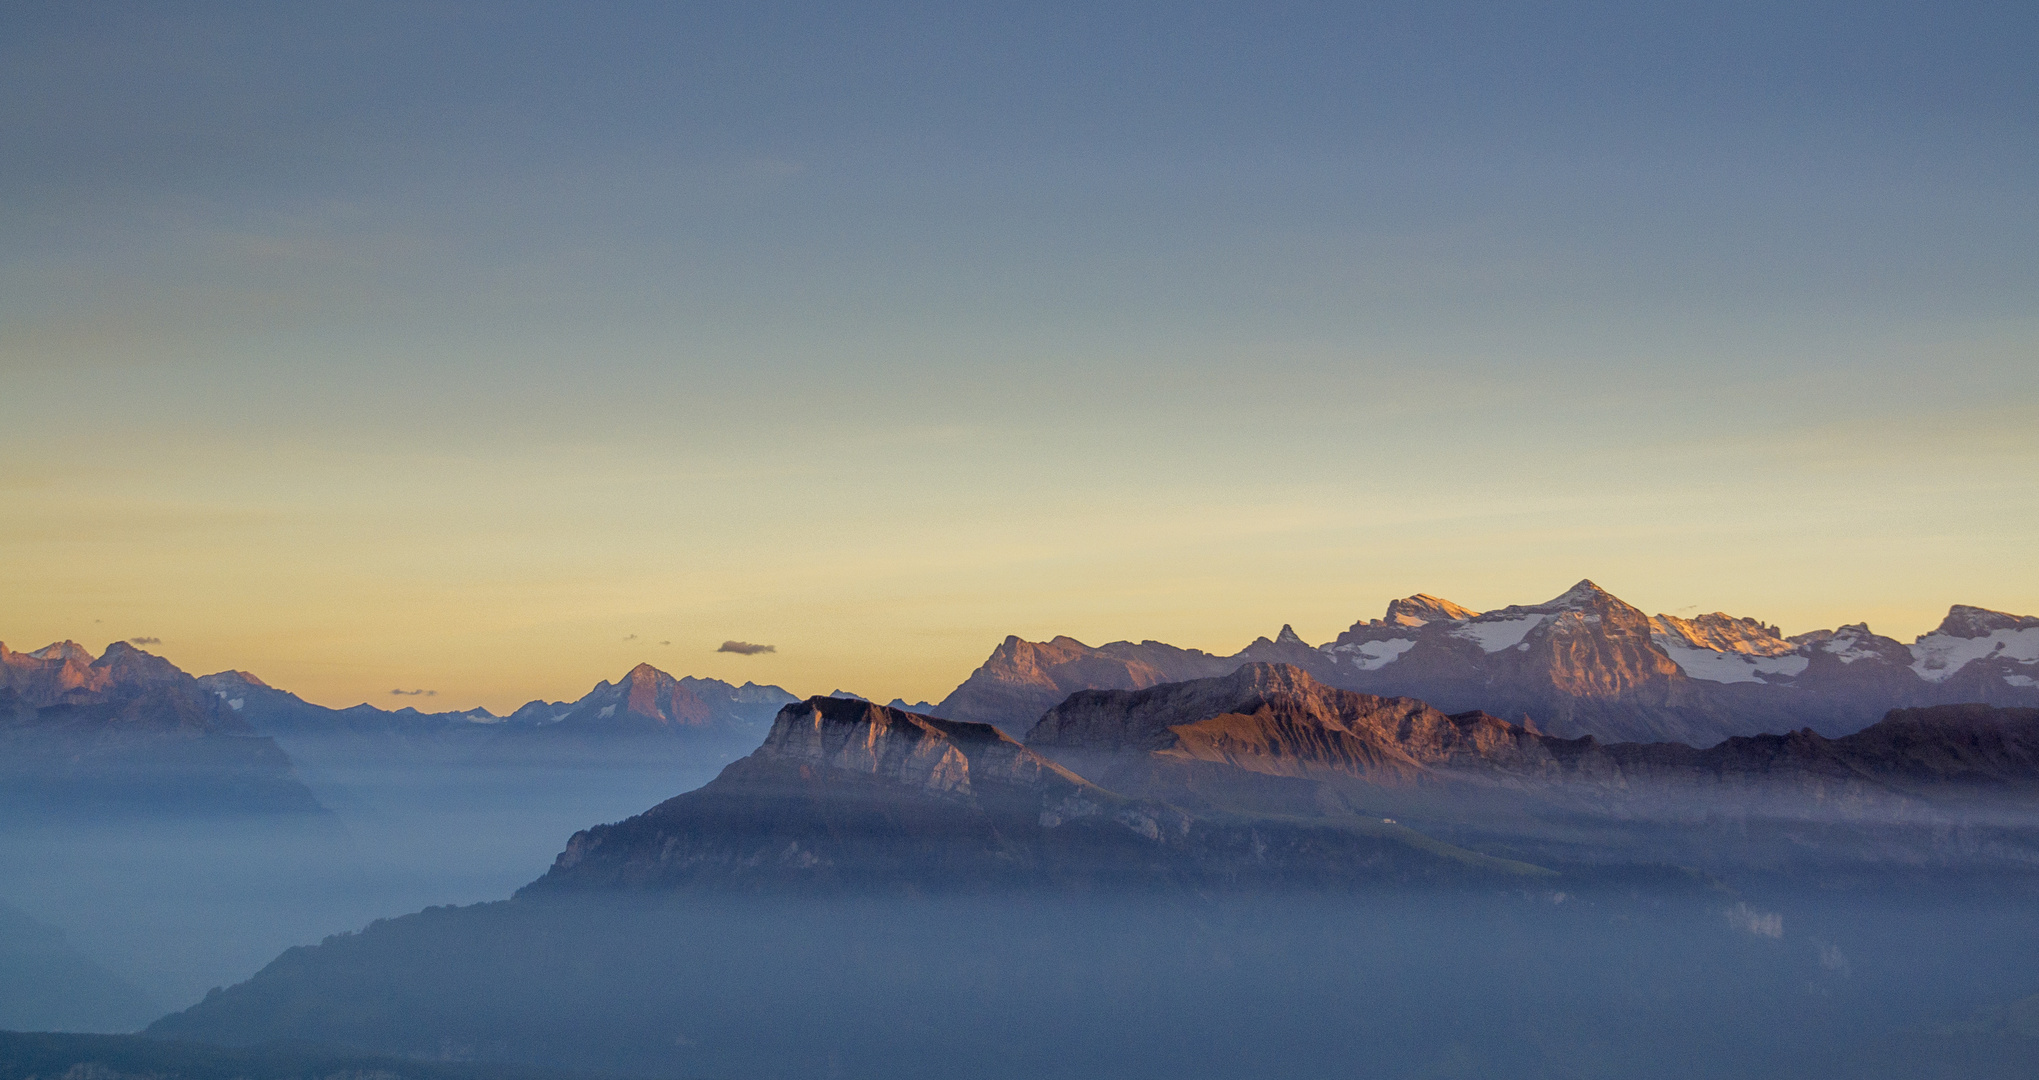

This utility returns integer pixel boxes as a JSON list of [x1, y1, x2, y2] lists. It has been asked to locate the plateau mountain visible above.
[[525, 694, 1540, 894]]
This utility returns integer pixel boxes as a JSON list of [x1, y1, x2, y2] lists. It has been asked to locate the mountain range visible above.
[[14, 581, 2023, 1080], [147, 671, 2039, 1077], [0, 641, 324, 819], [933, 580, 2039, 744], [516, 666, 2039, 896]]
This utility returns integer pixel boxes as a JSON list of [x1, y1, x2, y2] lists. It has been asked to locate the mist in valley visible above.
[[0, 747, 732, 1021]]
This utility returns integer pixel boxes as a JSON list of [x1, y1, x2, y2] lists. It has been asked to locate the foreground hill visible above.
[[936, 580, 2039, 743]]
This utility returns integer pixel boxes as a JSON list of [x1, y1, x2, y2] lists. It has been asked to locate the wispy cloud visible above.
[[390, 688, 438, 697], [128, 636, 162, 646], [1727, 903, 1783, 939], [623, 633, 638, 641], [718, 640, 775, 655]]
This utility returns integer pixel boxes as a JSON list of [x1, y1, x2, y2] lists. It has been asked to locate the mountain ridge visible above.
[[935, 580, 2039, 743], [0, 641, 327, 819]]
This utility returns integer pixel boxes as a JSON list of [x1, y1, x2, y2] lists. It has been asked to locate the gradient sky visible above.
[[4, 1, 2035, 711]]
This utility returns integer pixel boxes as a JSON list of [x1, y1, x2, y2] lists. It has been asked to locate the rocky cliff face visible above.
[[0, 641, 107, 706], [1029, 663, 1530, 783], [1651, 612, 1794, 656], [753, 697, 1076, 795]]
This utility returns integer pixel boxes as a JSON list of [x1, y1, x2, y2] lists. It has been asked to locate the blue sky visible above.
[[3, 2, 2035, 707]]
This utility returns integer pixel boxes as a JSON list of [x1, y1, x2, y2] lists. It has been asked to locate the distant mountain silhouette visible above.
[[478, 663, 798, 767], [0, 642, 326, 820]]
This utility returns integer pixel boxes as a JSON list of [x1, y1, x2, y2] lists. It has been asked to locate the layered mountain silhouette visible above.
[[186, 660, 798, 772], [0, 641, 325, 819], [936, 580, 2039, 744], [479, 664, 798, 766]]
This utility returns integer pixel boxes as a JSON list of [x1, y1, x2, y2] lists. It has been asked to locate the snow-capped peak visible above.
[[1909, 608, 2039, 683]]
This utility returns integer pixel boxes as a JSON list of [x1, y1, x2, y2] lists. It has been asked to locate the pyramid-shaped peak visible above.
[[622, 661, 675, 683], [1275, 624, 1307, 646], [1541, 579, 1616, 609]]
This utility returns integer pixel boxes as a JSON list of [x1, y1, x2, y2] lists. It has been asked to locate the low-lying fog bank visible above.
[[0, 758, 721, 1020], [147, 888, 2039, 1080]]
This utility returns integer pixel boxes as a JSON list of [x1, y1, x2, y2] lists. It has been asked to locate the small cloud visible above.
[[390, 688, 438, 697], [623, 633, 638, 641], [660, 640, 671, 646], [1675, 605, 1699, 613], [718, 640, 776, 655], [128, 636, 162, 646], [1727, 902, 1783, 939]]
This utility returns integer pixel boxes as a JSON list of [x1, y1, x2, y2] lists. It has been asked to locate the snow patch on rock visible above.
[[1910, 627, 2039, 683], [1452, 615, 1548, 653], [1654, 638, 1809, 685], [1330, 637, 1419, 671]]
